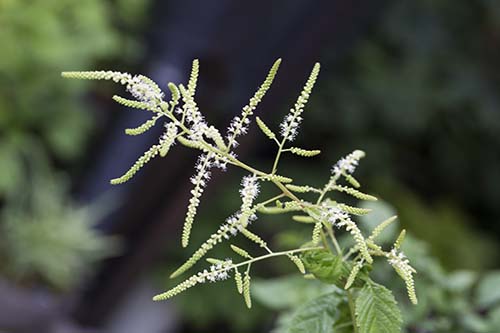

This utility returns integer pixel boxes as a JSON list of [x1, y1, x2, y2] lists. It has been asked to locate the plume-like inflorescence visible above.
[[153, 259, 233, 301], [331, 150, 365, 178], [172, 174, 260, 277], [387, 248, 417, 304], [320, 150, 366, 194], [180, 83, 207, 141], [182, 153, 214, 248], [62, 71, 164, 108], [124, 115, 162, 136], [239, 175, 260, 213], [333, 185, 378, 201], [159, 122, 178, 157], [62, 70, 133, 83], [368, 216, 398, 241], [279, 63, 320, 142], [110, 145, 161, 185], [243, 272, 252, 308], [234, 269, 244, 294], [64, 59, 418, 318], [226, 59, 281, 150], [345, 261, 363, 290], [322, 204, 373, 263], [127, 75, 164, 106]]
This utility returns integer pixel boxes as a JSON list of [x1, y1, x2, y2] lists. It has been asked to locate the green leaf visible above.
[[487, 306, 500, 330], [252, 275, 335, 310], [446, 270, 477, 293], [288, 291, 348, 333], [355, 282, 402, 333], [252, 276, 335, 310], [476, 271, 500, 308], [0, 141, 22, 195], [301, 249, 350, 286]]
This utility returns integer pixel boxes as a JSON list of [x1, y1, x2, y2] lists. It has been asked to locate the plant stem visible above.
[[320, 230, 329, 249], [257, 193, 286, 207], [326, 223, 343, 256], [271, 140, 285, 174], [215, 246, 324, 274]]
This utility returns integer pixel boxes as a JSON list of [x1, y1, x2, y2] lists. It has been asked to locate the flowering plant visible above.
[[63, 59, 417, 333]]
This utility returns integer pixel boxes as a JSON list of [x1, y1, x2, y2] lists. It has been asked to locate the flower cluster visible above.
[[220, 212, 257, 238], [159, 122, 178, 156], [331, 150, 365, 177], [227, 115, 251, 148], [127, 75, 164, 106], [387, 248, 417, 304], [169, 211, 257, 279], [240, 175, 260, 207], [225, 59, 282, 150], [278, 63, 320, 142], [182, 153, 213, 247], [202, 259, 233, 283], [184, 150, 234, 238], [322, 205, 349, 225], [279, 113, 303, 142], [153, 259, 233, 301], [322, 203, 373, 263], [62, 70, 131, 84], [64, 61, 419, 313], [186, 112, 208, 142]]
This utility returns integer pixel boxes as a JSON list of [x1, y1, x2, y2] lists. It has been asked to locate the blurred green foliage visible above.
[[373, 182, 498, 270], [301, 0, 500, 269], [0, 0, 120, 161], [253, 201, 500, 333], [0, 159, 117, 289], [0, 0, 150, 289]]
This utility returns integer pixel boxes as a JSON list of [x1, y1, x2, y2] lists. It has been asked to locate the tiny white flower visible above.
[[240, 175, 260, 204], [127, 75, 164, 105], [331, 150, 365, 177]]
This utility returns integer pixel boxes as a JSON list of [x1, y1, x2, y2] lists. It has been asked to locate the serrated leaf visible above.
[[288, 291, 348, 333], [355, 282, 402, 333]]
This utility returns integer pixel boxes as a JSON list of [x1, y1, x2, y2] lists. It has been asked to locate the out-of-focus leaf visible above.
[[486, 306, 500, 331], [288, 291, 347, 333], [476, 271, 500, 308], [446, 270, 477, 293], [1, 171, 118, 289], [461, 313, 490, 333], [252, 275, 334, 310], [0, 141, 22, 195]]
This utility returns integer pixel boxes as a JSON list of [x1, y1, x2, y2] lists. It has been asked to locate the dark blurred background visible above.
[[1, 0, 500, 332]]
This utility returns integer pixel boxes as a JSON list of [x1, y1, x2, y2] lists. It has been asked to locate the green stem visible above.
[[326, 223, 343, 256], [272, 180, 302, 202], [271, 140, 285, 174], [215, 246, 324, 274], [257, 193, 286, 207]]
